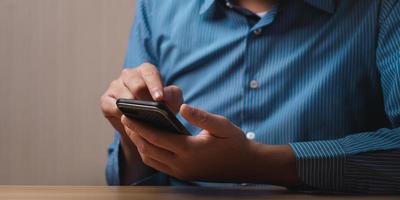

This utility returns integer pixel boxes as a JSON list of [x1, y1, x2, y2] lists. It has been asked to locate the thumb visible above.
[[163, 85, 183, 114], [180, 104, 230, 137]]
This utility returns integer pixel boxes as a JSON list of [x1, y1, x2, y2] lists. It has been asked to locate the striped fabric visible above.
[[106, 0, 400, 193]]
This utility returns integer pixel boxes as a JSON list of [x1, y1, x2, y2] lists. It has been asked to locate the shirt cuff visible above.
[[106, 133, 122, 185], [106, 132, 171, 186], [289, 140, 346, 191]]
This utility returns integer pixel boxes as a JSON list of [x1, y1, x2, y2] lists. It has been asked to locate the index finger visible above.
[[138, 63, 164, 101]]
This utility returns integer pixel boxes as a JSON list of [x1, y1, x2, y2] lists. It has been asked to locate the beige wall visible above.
[[0, 0, 136, 185]]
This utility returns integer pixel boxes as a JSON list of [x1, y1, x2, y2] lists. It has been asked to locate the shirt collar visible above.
[[199, 0, 336, 15]]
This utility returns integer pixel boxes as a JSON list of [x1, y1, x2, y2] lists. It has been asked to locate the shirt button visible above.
[[226, 1, 233, 8], [250, 80, 259, 89], [253, 28, 263, 35], [246, 132, 256, 140]]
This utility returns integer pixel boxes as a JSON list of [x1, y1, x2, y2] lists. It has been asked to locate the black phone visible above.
[[116, 99, 191, 135]]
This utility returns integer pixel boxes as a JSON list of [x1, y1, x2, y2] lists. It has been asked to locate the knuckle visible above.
[[100, 99, 114, 117], [141, 155, 150, 165], [100, 105, 111, 117], [137, 142, 146, 154], [120, 68, 131, 77], [109, 79, 120, 88], [139, 65, 159, 78], [142, 70, 159, 79], [139, 144, 148, 154], [129, 80, 146, 94], [140, 62, 156, 70]]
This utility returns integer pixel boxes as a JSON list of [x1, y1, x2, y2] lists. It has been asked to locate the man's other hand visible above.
[[120, 104, 259, 182]]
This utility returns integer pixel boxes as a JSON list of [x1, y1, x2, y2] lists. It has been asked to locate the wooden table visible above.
[[0, 186, 398, 200]]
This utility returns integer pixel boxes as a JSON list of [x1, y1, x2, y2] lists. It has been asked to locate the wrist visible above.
[[119, 136, 155, 185], [250, 143, 301, 186]]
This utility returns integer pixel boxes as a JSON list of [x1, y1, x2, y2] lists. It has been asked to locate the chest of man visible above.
[[150, 1, 388, 143]]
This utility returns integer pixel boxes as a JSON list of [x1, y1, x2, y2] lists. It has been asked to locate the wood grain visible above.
[[0, 186, 398, 200], [0, 0, 136, 185]]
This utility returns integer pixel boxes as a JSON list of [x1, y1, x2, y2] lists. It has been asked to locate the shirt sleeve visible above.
[[289, 0, 400, 194], [123, 0, 157, 68], [105, 0, 167, 185], [106, 132, 170, 186]]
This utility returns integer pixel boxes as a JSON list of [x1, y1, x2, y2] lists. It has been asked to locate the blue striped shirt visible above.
[[106, 0, 400, 193]]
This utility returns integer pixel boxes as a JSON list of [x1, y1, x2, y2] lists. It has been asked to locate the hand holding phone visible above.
[[100, 64, 185, 184]]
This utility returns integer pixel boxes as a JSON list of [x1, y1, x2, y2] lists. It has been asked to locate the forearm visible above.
[[119, 132, 155, 185]]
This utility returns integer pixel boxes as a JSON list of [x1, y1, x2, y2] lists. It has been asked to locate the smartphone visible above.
[[116, 99, 191, 135]]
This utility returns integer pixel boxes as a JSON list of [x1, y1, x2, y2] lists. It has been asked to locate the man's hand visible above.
[[121, 104, 300, 185], [101, 63, 183, 135], [100, 63, 184, 184]]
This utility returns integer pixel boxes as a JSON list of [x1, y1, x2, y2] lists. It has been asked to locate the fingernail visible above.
[[153, 90, 163, 100], [121, 115, 127, 124]]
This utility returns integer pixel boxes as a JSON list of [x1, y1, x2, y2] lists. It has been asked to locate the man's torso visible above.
[[128, 0, 389, 145]]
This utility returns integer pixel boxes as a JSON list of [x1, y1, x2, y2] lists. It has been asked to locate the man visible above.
[[100, 0, 400, 193]]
